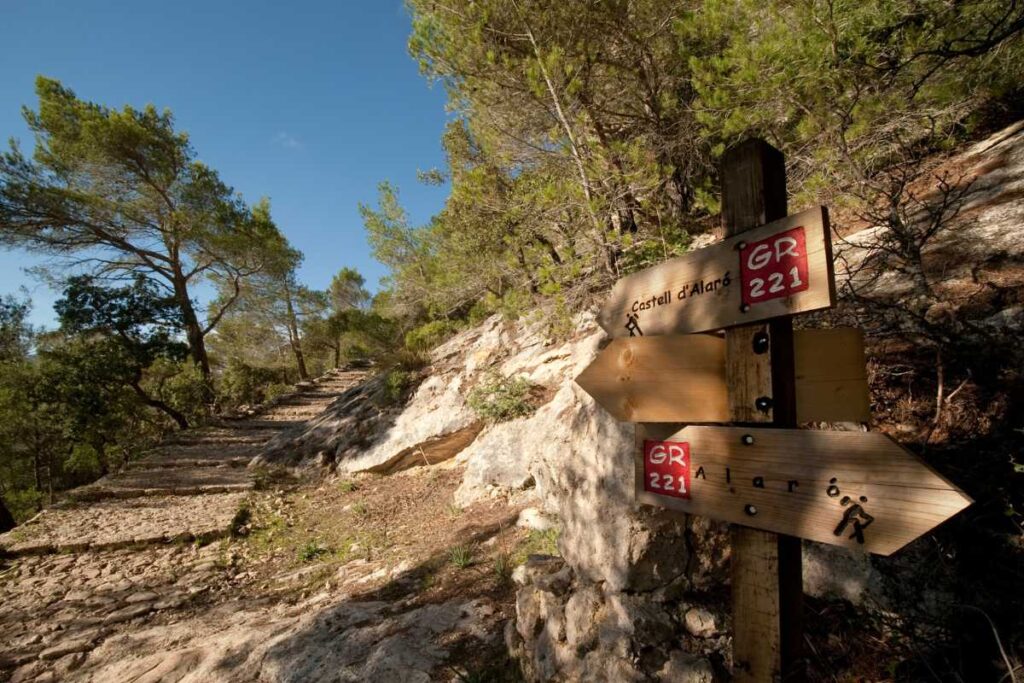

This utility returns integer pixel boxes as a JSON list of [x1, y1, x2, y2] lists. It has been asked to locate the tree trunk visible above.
[[171, 269, 212, 381], [32, 439, 42, 497], [0, 495, 15, 533], [284, 284, 309, 381], [46, 448, 54, 505], [93, 439, 110, 477], [333, 342, 341, 369]]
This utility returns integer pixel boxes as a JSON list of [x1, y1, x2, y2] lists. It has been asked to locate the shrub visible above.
[[338, 480, 359, 493], [377, 368, 414, 406], [298, 540, 329, 562], [144, 357, 210, 425], [216, 359, 282, 408], [467, 373, 537, 423], [405, 319, 459, 353], [263, 382, 292, 402], [5, 488, 44, 523]]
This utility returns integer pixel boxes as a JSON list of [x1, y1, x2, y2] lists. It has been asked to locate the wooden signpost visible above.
[[577, 139, 973, 682], [597, 206, 835, 339], [575, 328, 870, 424], [634, 425, 972, 556]]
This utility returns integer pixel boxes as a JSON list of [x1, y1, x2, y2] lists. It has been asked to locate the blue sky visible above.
[[0, 0, 450, 327]]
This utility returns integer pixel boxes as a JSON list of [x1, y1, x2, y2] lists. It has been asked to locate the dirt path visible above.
[[0, 370, 536, 683]]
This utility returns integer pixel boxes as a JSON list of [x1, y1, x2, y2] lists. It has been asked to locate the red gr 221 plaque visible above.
[[642, 439, 691, 499], [739, 226, 809, 305]]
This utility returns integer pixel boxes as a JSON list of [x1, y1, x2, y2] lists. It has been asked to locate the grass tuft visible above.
[[448, 543, 475, 569], [298, 540, 329, 562]]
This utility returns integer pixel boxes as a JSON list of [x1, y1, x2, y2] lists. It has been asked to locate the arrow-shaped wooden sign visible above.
[[598, 206, 835, 338], [576, 328, 870, 424], [635, 425, 972, 555]]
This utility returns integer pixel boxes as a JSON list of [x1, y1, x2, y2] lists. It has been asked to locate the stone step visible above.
[[125, 457, 251, 470], [0, 493, 248, 557], [212, 419, 302, 431], [68, 467, 253, 502], [159, 431, 272, 447]]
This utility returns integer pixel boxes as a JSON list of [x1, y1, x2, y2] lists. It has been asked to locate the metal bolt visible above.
[[752, 331, 770, 354], [740, 303, 751, 313], [755, 396, 773, 413], [741, 434, 755, 446], [744, 504, 758, 516], [735, 241, 747, 251]]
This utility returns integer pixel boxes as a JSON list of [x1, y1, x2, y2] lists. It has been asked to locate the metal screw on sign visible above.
[[741, 434, 755, 445], [752, 331, 770, 354], [744, 504, 758, 516], [735, 241, 748, 251], [755, 396, 773, 413], [740, 303, 751, 313]]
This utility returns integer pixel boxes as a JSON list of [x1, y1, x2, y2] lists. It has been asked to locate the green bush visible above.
[[467, 373, 537, 423], [5, 488, 44, 523], [405, 319, 459, 353], [263, 382, 292, 402], [217, 359, 284, 408], [145, 358, 210, 425], [383, 368, 412, 403], [298, 540, 329, 562]]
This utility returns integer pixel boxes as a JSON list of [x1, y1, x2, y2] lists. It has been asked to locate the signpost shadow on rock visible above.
[[575, 138, 973, 683]]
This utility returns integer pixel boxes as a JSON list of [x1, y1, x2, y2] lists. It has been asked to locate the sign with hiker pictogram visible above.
[[596, 206, 835, 339], [635, 426, 972, 556]]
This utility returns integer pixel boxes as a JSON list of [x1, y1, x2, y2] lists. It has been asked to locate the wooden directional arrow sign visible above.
[[598, 206, 835, 338], [635, 425, 972, 555], [576, 328, 870, 424]]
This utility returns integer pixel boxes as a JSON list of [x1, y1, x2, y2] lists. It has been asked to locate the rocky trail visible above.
[[0, 366, 541, 682], [0, 370, 364, 557]]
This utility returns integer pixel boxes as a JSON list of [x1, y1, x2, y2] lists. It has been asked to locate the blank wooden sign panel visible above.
[[576, 328, 869, 424], [635, 425, 972, 556], [598, 207, 835, 338]]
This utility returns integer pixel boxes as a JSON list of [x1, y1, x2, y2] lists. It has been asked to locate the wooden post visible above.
[[721, 139, 805, 682]]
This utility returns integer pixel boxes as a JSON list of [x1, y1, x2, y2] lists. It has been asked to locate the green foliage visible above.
[[467, 373, 537, 423], [144, 358, 210, 427], [358, 0, 1024, 342], [0, 294, 32, 362], [264, 382, 292, 402], [3, 488, 44, 523], [337, 480, 359, 493], [328, 267, 370, 312], [217, 359, 285, 408], [381, 369, 412, 405], [448, 543, 475, 568], [298, 540, 329, 562], [0, 77, 296, 380], [493, 552, 514, 584], [404, 319, 459, 353]]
